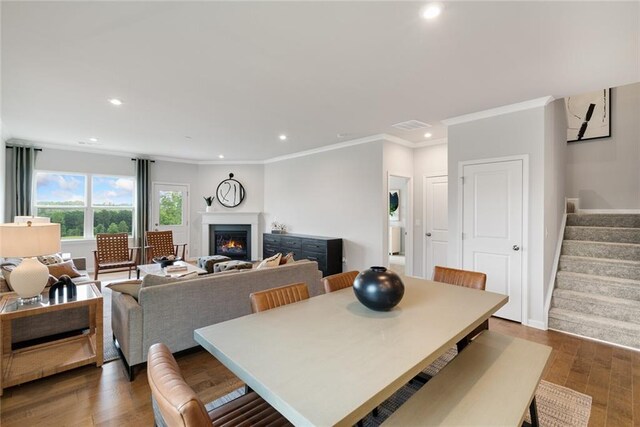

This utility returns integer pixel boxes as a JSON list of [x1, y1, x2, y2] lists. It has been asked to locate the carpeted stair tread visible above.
[[564, 226, 640, 244], [559, 255, 640, 280], [556, 271, 640, 301], [566, 213, 640, 228], [561, 240, 640, 261], [548, 308, 640, 349], [552, 289, 640, 323]]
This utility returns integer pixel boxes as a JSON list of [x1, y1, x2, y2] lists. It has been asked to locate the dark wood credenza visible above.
[[263, 233, 342, 277]]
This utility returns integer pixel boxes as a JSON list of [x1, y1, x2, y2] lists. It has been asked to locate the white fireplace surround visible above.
[[201, 212, 261, 260]]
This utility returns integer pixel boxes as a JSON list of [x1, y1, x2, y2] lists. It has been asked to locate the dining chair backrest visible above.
[[95, 233, 130, 263], [433, 266, 487, 291], [322, 270, 359, 293], [147, 343, 211, 427], [146, 230, 176, 258], [250, 282, 309, 313]]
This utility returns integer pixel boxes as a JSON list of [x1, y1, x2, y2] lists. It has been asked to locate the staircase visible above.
[[548, 213, 640, 350]]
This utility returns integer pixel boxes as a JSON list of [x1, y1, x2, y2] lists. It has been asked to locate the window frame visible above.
[[33, 170, 136, 241]]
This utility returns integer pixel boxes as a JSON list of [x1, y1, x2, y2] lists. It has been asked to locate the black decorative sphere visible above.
[[353, 266, 405, 311]]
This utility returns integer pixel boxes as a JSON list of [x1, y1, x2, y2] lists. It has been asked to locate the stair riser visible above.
[[548, 317, 640, 349], [567, 214, 640, 228], [561, 241, 640, 261], [556, 276, 640, 301], [559, 258, 640, 280], [564, 227, 640, 244], [551, 294, 640, 324]]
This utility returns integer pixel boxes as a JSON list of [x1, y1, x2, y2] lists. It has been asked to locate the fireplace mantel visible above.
[[201, 212, 261, 260]]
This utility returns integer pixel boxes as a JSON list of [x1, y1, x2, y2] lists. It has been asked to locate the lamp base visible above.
[[10, 257, 49, 299], [17, 295, 42, 305]]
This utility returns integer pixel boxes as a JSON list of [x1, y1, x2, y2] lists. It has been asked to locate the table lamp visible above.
[[0, 221, 61, 303]]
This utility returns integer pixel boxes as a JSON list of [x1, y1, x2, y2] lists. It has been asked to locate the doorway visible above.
[[388, 175, 412, 276], [460, 157, 526, 322], [151, 183, 190, 259], [423, 175, 448, 279]]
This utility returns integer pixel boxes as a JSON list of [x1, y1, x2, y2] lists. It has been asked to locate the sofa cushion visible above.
[[257, 253, 281, 269], [214, 260, 253, 273], [141, 271, 200, 288], [47, 260, 82, 279]]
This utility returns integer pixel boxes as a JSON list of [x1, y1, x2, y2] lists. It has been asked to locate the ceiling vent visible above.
[[391, 120, 432, 131]]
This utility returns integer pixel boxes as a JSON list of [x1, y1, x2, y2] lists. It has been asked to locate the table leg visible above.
[[529, 396, 540, 427], [0, 317, 11, 396]]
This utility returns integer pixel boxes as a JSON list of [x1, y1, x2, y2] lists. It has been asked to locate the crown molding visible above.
[[442, 96, 555, 126], [413, 137, 447, 148]]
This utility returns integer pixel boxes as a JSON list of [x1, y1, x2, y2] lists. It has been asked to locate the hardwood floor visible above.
[[1, 315, 638, 426]]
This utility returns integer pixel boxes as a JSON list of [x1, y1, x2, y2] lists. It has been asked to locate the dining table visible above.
[[194, 275, 508, 426]]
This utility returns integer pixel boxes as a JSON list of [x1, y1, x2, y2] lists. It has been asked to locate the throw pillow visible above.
[[106, 280, 143, 301], [279, 252, 295, 265], [47, 260, 81, 279], [256, 253, 282, 269], [37, 253, 64, 266], [1, 263, 16, 291], [213, 260, 253, 273]]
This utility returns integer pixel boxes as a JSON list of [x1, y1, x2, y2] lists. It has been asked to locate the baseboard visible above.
[[544, 213, 567, 330], [548, 327, 640, 353], [526, 319, 546, 331], [578, 209, 640, 214]]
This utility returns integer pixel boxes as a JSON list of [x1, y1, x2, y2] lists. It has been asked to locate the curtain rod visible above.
[[5, 146, 42, 152], [131, 158, 156, 163]]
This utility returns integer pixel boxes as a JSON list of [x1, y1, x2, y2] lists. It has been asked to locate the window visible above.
[[35, 172, 135, 240], [158, 190, 183, 226]]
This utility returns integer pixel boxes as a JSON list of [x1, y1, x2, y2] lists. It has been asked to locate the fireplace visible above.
[[209, 224, 251, 260]]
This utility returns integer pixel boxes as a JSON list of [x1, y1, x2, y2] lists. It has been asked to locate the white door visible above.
[[424, 176, 448, 278], [462, 160, 523, 322], [152, 183, 190, 258]]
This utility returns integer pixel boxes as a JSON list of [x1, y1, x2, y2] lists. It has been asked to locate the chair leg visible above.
[[128, 268, 132, 279], [94, 267, 99, 281]]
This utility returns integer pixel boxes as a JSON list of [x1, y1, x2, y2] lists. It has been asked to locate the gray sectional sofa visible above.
[[111, 260, 324, 379]]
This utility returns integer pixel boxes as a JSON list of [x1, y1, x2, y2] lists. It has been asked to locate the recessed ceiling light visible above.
[[424, 132, 432, 138], [108, 98, 123, 106], [218, 154, 225, 159], [279, 134, 287, 141], [422, 3, 442, 19], [89, 137, 98, 142]]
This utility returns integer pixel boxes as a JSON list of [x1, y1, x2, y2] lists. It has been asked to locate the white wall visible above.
[[447, 106, 547, 328], [543, 99, 568, 306], [193, 164, 264, 257], [264, 142, 385, 272], [565, 82, 640, 209], [412, 143, 448, 277]]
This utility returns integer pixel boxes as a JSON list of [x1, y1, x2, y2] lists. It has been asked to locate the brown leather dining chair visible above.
[[322, 270, 359, 293], [250, 282, 309, 313], [146, 230, 187, 263], [93, 233, 139, 280], [433, 266, 488, 351], [147, 343, 291, 427]]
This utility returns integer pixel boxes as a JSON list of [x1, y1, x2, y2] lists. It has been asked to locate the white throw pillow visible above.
[[257, 253, 282, 269]]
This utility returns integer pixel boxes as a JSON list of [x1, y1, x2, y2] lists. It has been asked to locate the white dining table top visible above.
[[194, 275, 508, 427]]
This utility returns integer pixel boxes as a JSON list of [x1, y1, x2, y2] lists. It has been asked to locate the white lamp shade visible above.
[[0, 223, 61, 258]]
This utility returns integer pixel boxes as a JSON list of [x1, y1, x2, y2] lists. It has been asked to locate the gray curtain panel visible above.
[[135, 158, 151, 263], [5, 146, 37, 221]]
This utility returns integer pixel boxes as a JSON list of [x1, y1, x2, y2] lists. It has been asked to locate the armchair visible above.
[[93, 233, 139, 280], [145, 230, 187, 263]]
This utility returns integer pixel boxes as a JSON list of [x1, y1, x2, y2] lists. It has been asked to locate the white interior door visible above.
[[424, 176, 448, 278], [152, 183, 190, 258], [462, 160, 523, 322]]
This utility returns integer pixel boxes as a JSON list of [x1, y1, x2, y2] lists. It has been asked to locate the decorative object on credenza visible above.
[[216, 173, 245, 208], [152, 255, 180, 268], [48, 275, 77, 301], [353, 266, 404, 311], [0, 221, 61, 303], [389, 190, 400, 221], [565, 88, 611, 142], [203, 195, 215, 213], [271, 221, 287, 234]]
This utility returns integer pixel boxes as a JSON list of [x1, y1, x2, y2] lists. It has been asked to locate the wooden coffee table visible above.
[[137, 261, 206, 278], [0, 283, 103, 396]]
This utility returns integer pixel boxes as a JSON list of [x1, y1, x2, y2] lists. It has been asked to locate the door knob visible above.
[[426, 232, 432, 237], [512, 245, 520, 251]]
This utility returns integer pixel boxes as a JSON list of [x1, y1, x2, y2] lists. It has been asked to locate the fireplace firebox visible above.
[[209, 224, 251, 261]]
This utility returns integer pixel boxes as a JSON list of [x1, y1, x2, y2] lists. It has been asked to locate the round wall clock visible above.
[[216, 173, 246, 208]]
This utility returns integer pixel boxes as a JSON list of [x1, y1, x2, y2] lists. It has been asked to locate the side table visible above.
[[0, 283, 103, 396]]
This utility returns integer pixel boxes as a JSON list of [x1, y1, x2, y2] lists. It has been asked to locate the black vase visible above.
[[353, 266, 405, 311]]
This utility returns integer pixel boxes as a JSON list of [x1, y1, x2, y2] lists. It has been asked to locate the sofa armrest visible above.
[[111, 291, 144, 366], [72, 257, 87, 271]]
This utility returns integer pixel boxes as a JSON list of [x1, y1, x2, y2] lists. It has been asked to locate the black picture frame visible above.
[[566, 88, 612, 143]]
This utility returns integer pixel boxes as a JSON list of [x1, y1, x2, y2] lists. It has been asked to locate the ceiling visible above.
[[2, 1, 639, 162]]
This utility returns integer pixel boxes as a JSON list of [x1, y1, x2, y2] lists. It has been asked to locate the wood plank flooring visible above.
[[1, 314, 638, 426]]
